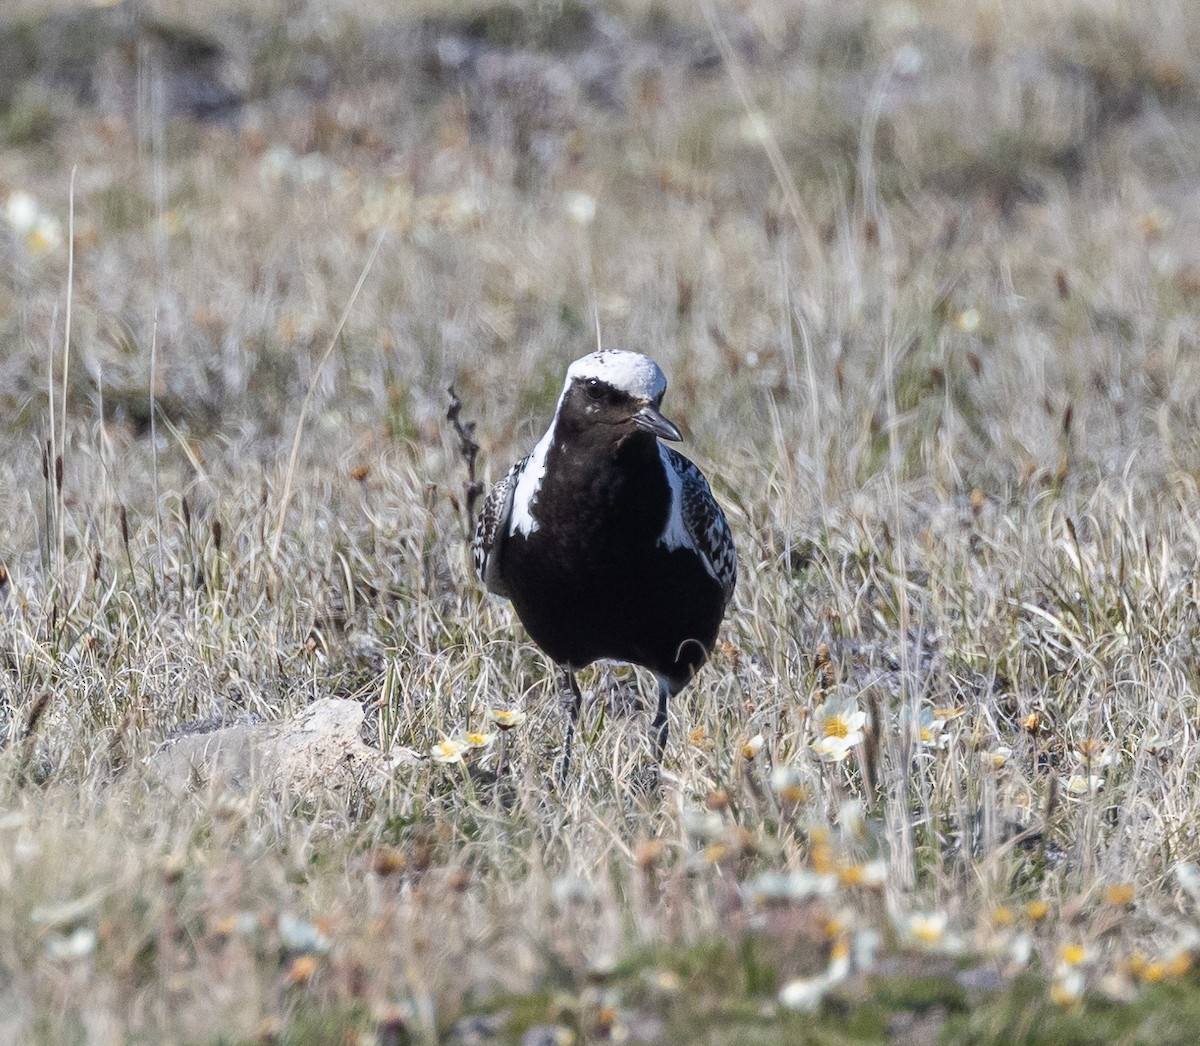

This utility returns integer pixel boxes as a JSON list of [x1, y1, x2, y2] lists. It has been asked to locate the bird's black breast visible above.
[[498, 434, 725, 685]]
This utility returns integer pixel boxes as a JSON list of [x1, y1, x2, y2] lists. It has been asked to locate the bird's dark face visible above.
[[559, 376, 683, 446]]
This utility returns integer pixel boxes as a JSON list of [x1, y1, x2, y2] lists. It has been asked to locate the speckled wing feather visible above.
[[472, 456, 527, 598], [662, 446, 737, 606]]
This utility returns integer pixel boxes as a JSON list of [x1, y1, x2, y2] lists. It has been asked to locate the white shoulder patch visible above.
[[510, 426, 554, 536], [656, 442, 694, 552], [657, 444, 737, 601]]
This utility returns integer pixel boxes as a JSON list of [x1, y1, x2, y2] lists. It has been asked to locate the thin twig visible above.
[[446, 385, 483, 536]]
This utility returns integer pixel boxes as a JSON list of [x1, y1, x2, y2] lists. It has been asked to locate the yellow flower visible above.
[[704, 842, 730, 864], [838, 859, 887, 888], [487, 708, 527, 730], [741, 734, 765, 760], [1025, 900, 1050, 922], [811, 842, 837, 876], [1166, 950, 1195, 977], [1058, 943, 1089, 967], [1103, 883, 1135, 907], [286, 954, 320, 986], [808, 694, 867, 763], [1132, 946, 1194, 982], [430, 738, 469, 763]]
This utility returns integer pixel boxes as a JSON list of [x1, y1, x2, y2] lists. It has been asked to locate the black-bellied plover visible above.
[[474, 349, 736, 778]]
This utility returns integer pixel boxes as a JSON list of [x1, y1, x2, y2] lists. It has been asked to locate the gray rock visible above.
[[148, 697, 416, 798]]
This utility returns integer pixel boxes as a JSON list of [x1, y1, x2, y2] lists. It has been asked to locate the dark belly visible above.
[[501, 528, 724, 686]]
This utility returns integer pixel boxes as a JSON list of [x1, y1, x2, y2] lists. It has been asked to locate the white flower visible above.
[[564, 191, 596, 226], [45, 926, 96, 961], [278, 912, 330, 954], [1097, 972, 1137, 1003], [430, 737, 470, 763], [1008, 932, 1033, 968], [1065, 773, 1103, 796], [983, 746, 1013, 769], [808, 694, 866, 763], [739, 111, 772, 145], [1175, 862, 1200, 903], [463, 731, 494, 749], [551, 876, 596, 906], [5, 191, 39, 232], [777, 939, 854, 1012], [852, 927, 881, 972], [682, 808, 725, 842], [916, 707, 949, 749], [770, 763, 809, 803], [778, 973, 828, 1012], [902, 910, 949, 948], [955, 308, 981, 333], [741, 733, 765, 760], [838, 859, 887, 887], [745, 870, 837, 904], [5, 191, 62, 254], [837, 800, 866, 839], [1050, 966, 1085, 1005], [487, 707, 527, 730]]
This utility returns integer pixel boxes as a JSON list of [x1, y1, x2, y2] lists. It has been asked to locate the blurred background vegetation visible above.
[[5, 1, 1200, 1043]]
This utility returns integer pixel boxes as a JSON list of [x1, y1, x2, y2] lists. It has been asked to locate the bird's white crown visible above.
[[565, 350, 667, 401]]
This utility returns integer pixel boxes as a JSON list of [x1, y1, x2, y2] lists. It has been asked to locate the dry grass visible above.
[[4, 0, 1200, 1041]]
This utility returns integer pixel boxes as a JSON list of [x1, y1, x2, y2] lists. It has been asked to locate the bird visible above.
[[473, 349, 736, 778]]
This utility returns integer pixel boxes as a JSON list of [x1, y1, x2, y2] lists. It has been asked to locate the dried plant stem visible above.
[[150, 314, 163, 589], [270, 225, 389, 561]]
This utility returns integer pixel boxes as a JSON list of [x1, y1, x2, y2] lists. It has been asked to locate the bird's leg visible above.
[[557, 667, 583, 784], [650, 677, 672, 765]]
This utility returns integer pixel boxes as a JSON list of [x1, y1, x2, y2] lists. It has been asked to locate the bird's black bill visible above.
[[632, 405, 683, 441]]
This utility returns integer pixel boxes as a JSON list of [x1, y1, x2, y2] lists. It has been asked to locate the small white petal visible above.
[[564, 191, 597, 225], [778, 974, 828, 1012]]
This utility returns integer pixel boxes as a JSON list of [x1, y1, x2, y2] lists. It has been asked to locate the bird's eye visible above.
[[585, 378, 606, 401]]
